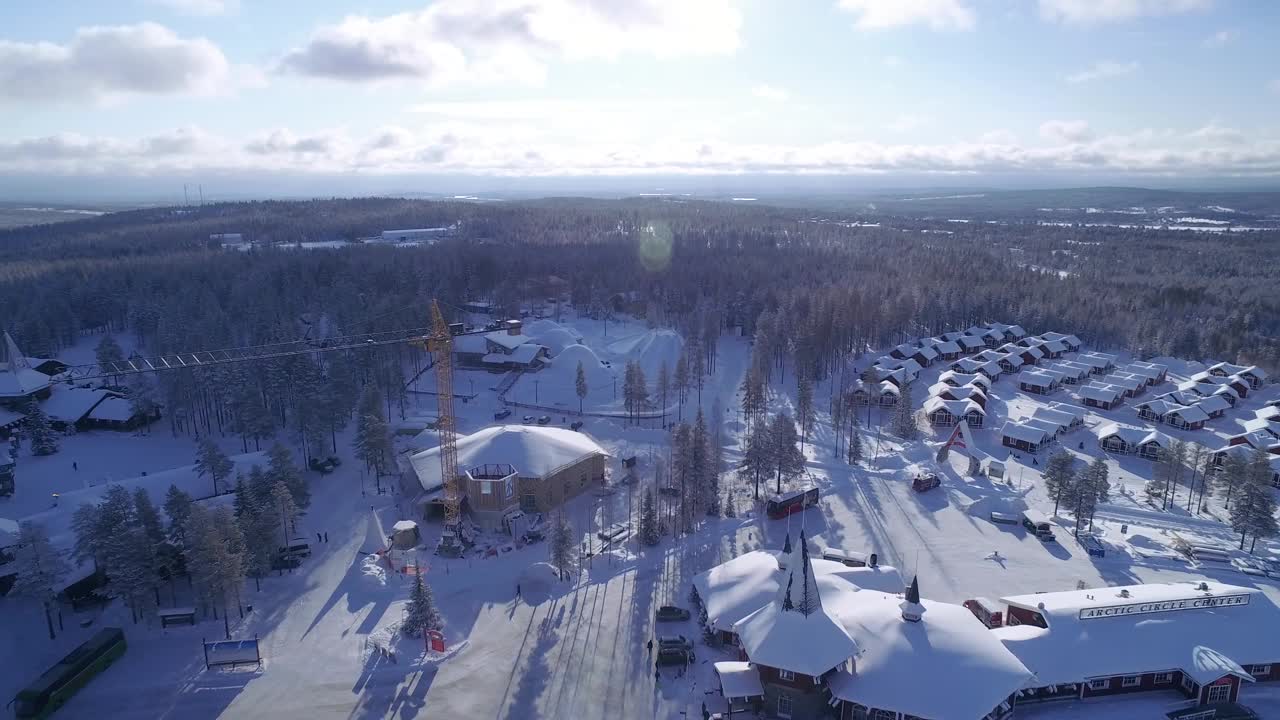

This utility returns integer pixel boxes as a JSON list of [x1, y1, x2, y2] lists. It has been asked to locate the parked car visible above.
[[912, 473, 940, 492], [657, 634, 693, 650], [655, 606, 690, 622], [494, 409, 512, 420], [655, 647, 691, 666], [570, 421, 584, 431], [537, 415, 551, 425], [522, 415, 535, 424]]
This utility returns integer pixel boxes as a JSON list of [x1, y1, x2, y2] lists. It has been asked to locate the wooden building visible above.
[[1001, 421, 1052, 454]]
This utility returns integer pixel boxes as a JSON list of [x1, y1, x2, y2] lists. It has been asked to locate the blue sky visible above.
[[2, 0, 1278, 185]]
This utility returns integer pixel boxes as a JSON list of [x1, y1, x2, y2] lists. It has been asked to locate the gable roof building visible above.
[[0, 332, 52, 404]]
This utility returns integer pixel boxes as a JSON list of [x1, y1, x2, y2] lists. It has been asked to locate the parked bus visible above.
[[11, 627, 127, 719], [766, 486, 820, 519]]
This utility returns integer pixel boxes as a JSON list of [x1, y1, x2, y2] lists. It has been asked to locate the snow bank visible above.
[[518, 562, 560, 598], [962, 494, 1028, 521], [603, 329, 683, 378], [526, 344, 619, 409], [523, 320, 583, 356]]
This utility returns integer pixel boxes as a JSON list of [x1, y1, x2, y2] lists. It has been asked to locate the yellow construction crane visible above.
[[424, 300, 468, 556]]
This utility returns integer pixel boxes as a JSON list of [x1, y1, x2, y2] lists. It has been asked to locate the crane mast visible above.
[[428, 300, 467, 555]]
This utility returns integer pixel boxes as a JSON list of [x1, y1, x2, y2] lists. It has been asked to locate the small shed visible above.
[[391, 520, 420, 549]]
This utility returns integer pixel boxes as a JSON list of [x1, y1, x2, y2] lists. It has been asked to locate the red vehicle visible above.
[[766, 486, 820, 519], [912, 473, 941, 492], [963, 597, 1004, 628]]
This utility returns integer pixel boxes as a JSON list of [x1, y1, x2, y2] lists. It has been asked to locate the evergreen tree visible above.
[[575, 361, 588, 414], [402, 572, 443, 637], [95, 334, 125, 376], [740, 416, 771, 499], [691, 409, 715, 516], [673, 353, 690, 420], [1042, 450, 1075, 517], [550, 511, 575, 580], [740, 367, 765, 427], [187, 505, 247, 626], [70, 503, 103, 569], [133, 488, 165, 546], [639, 488, 661, 546], [163, 484, 194, 547], [194, 437, 234, 496], [354, 386, 392, 477], [127, 373, 160, 433], [723, 490, 737, 518], [267, 442, 309, 510], [632, 363, 650, 419], [889, 381, 917, 439], [1155, 440, 1188, 510], [847, 417, 864, 465], [10, 521, 69, 603], [23, 399, 58, 456], [1233, 447, 1280, 551], [1219, 452, 1249, 510], [1076, 457, 1111, 532], [272, 479, 301, 544], [319, 354, 357, 453], [796, 371, 814, 450], [657, 362, 670, 417], [768, 412, 806, 494], [687, 336, 706, 406]]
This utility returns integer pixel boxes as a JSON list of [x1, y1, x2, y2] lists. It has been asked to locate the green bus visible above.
[[10, 627, 127, 719]]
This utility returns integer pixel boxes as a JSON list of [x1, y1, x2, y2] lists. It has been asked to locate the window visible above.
[[776, 694, 793, 718], [1251, 665, 1271, 676], [1154, 672, 1173, 684], [777, 669, 794, 681], [870, 710, 896, 720], [504, 477, 514, 499], [1089, 679, 1110, 691], [1206, 683, 1232, 704], [480, 481, 492, 495], [1182, 675, 1197, 694], [1121, 675, 1141, 688]]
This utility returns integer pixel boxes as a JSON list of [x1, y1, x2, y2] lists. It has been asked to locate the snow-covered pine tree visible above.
[[691, 409, 712, 517], [1234, 447, 1280, 551], [768, 412, 805, 494], [657, 362, 670, 417], [1042, 450, 1075, 517], [319, 354, 357, 454], [194, 437, 234, 495], [95, 334, 125, 378], [708, 401, 724, 517], [272, 479, 301, 542], [236, 485, 279, 590], [1218, 451, 1248, 510], [402, 572, 443, 637], [723, 490, 737, 518], [575, 361, 587, 415], [796, 371, 814, 450], [687, 335, 705, 406], [639, 488, 661, 545], [740, 368, 765, 426], [889, 381, 917, 440], [10, 521, 70, 602], [550, 511, 575, 580], [1076, 457, 1110, 532], [109, 525, 161, 621], [267, 442, 309, 510], [187, 505, 248, 622], [633, 364, 650, 419], [133, 488, 165, 546], [673, 352, 690, 421], [70, 503, 103, 569], [163, 484, 194, 547], [354, 386, 392, 477], [739, 415, 771, 499], [126, 373, 160, 433], [23, 399, 58, 456], [846, 408, 864, 464]]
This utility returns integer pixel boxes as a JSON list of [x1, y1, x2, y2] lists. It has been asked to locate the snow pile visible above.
[[529, 344, 619, 409], [518, 562, 560, 598], [361, 554, 389, 585], [962, 494, 1028, 520], [523, 320, 583, 355]]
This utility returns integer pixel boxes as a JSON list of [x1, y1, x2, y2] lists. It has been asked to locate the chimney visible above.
[[868, 552, 878, 568], [900, 576, 924, 623], [505, 319, 523, 336]]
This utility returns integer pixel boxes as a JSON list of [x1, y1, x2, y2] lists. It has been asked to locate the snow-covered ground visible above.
[[2, 315, 1277, 719]]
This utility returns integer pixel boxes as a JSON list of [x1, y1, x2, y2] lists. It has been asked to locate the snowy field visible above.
[[2, 315, 1278, 719]]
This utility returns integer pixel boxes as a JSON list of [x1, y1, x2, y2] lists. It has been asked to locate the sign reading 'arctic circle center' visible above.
[[1079, 594, 1251, 620]]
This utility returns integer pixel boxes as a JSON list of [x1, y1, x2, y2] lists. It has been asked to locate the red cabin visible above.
[[766, 486, 820, 519]]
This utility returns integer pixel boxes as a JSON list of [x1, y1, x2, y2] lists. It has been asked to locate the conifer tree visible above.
[[575, 361, 587, 415], [847, 416, 864, 465], [1233, 447, 1280, 551], [723, 490, 737, 518], [354, 386, 392, 478], [10, 520, 69, 603], [1042, 450, 1076, 517], [796, 371, 814, 450], [403, 572, 443, 637], [24, 399, 58, 456], [194, 437, 234, 495], [267, 442, 309, 510], [768, 412, 805, 494], [740, 416, 771, 499], [127, 373, 161, 433], [639, 488, 661, 546], [1219, 452, 1249, 510], [657, 361, 670, 418], [889, 381, 917, 440], [550, 511, 575, 580], [163, 484, 194, 547], [133, 488, 165, 546], [673, 353, 690, 421], [95, 334, 125, 378]]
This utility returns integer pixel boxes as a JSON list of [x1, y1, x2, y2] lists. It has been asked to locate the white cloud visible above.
[[148, 0, 238, 16], [1188, 123, 1243, 145], [0, 23, 239, 103], [278, 0, 742, 85], [1040, 120, 1093, 143], [4, 122, 1279, 178], [751, 84, 788, 101], [1202, 29, 1236, 48], [1065, 60, 1138, 84], [836, 0, 976, 30], [1039, 0, 1211, 25]]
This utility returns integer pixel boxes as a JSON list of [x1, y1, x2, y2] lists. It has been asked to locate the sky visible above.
[[2, 0, 1280, 197]]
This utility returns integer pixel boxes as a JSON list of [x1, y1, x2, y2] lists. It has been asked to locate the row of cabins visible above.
[[1212, 403, 1280, 487], [924, 372, 991, 429], [999, 404, 1087, 454]]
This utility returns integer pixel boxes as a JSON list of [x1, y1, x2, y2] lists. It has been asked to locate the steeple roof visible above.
[[0, 332, 51, 399]]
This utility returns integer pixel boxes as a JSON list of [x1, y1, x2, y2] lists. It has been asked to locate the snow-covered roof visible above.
[[452, 334, 489, 354], [1079, 383, 1122, 402], [42, 386, 116, 423], [485, 331, 534, 352], [714, 662, 764, 700], [1046, 362, 1090, 379], [995, 352, 1024, 369], [913, 345, 939, 361], [1031, 407, 1078, 431], [938, 371, 990, 390], [932, 340, 961, 355], [893, 343, 917, 357], [1209, 362, 1267, 381], [957, 336, 986, 350], [0, 407, 24, 428], [1075, 354, 1113, 369], [828, 596, 1032, 720], [482, 343, 545, 365], [1241, 417, 1280, 437], [1095, 422, 1170, 448], [898, 358, 923, 375], [1257, 406, 1280, 421], [997, 582, 1278, 687], [87, 396, 136, 423], [1125, 361, 1167, 380], [1000, 421, 1050, 445], [924, 397, 984, 417], [1017, 370, 1056, 387], [1022, 345, 1046, 360], [1046, 402, 1086, 422], [941, 331, 966, 342], [0, 332, 51, 398], [1137, 398, 1184, 416], [1041, 340, 1067, 354], [1101, 373, 1143, 391], [1082, 350, 1117, 362], [1168, 404, 1210, 424], [410, 425, 606, 492], [1194, 394, 1232, 415], [930, 383, 985, 403]]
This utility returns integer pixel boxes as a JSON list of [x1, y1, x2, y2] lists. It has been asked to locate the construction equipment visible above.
[[422, 300, 470, 556]]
